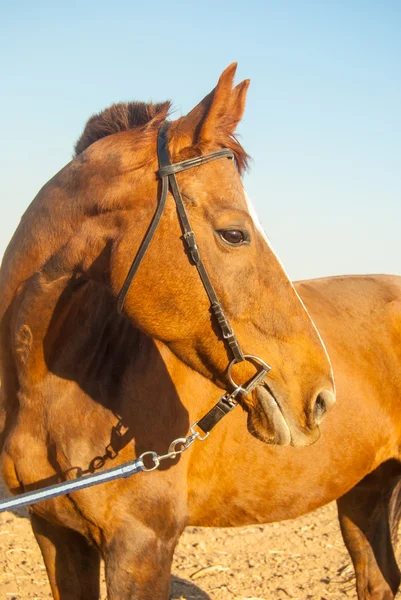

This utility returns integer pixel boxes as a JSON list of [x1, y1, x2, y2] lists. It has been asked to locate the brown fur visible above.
[[1, 64, 401, 600]]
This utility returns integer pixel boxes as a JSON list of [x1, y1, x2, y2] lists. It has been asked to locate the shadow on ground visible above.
[[171, 575, 211, 599]]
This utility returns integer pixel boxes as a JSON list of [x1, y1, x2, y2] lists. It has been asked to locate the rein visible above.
[[0, 123, 271, 514]]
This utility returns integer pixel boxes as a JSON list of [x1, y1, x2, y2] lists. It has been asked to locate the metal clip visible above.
[[139, 420, 213, 472], [167, 437, 189, 458]]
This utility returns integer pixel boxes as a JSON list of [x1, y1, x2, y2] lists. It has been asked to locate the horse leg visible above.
[[30, 512, 101, 600], [103, 521, 180, 600], [337, 466, 401, 600]]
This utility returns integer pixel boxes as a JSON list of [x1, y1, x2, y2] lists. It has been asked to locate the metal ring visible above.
[[227, 354, 272, 393], [190, 423, 210, 441], [139, 451, 160, 472]]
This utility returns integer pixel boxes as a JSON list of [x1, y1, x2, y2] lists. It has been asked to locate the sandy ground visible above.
[[3, 486, 399, 600]]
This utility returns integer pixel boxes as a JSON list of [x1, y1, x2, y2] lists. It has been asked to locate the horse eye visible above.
[[219, 230, 246, 245]]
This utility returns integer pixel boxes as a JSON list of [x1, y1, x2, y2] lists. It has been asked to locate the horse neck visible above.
[[0, 165, 80, 323], [0, 142, 144, 324], [9, 273, 216, 429]]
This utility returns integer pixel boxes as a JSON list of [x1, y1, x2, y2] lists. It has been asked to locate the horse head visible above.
[[1, 64, 335, 447]]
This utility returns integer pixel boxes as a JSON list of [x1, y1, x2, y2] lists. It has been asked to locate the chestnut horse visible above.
[[0, 64, 400, 600]]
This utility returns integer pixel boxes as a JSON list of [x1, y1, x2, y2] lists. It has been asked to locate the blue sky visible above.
[[1, 1, 400, 280]]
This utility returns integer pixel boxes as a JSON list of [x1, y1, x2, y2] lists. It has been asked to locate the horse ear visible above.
[[228, 78, 251, 130], [199, 65, 250, 144], [173, 63, 250, 149]]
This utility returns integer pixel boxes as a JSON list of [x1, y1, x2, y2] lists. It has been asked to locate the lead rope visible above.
[[0, 123, 272, 513]]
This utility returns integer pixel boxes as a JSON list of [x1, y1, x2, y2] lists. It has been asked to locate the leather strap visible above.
[[196, 394, 238, 434], [117, 175, 168, 314], [117, 121, 245, 364], [158, 149, 233, 177]]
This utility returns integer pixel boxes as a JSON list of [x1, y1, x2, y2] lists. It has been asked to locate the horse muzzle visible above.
[[249, 383, 335, 447]]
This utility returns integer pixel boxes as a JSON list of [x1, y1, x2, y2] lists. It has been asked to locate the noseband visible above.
[[117, 121, 271, 408]]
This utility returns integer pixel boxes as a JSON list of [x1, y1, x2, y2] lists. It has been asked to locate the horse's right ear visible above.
[[172, 63, 250, 151]]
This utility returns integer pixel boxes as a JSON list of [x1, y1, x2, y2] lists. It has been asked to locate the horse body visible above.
[[4, 268, 401, 599], [1, 65, 400, 599]]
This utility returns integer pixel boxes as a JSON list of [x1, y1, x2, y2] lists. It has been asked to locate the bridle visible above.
[[117, 121, 244, 363], [0, 121, 273, 514], [117, 122, 271, 416]]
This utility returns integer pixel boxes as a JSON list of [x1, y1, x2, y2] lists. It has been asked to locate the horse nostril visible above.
[[314, 394, 326, 423], [313, 389, 336, 425]]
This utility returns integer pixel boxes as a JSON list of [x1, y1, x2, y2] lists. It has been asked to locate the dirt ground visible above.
[[3, 483, 400, 600]]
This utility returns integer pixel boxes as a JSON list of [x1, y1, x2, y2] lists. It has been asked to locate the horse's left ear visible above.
[[173, 63, 250, 149]]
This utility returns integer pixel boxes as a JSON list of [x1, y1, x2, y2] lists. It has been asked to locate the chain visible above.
[[139, 391, 239, 472]]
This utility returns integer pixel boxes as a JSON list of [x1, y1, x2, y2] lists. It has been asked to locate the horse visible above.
[[0, 63, 399, 600]]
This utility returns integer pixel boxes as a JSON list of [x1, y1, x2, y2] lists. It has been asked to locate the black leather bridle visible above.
[[117, 121, 271, 432], [117, 121, 245, 363]]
